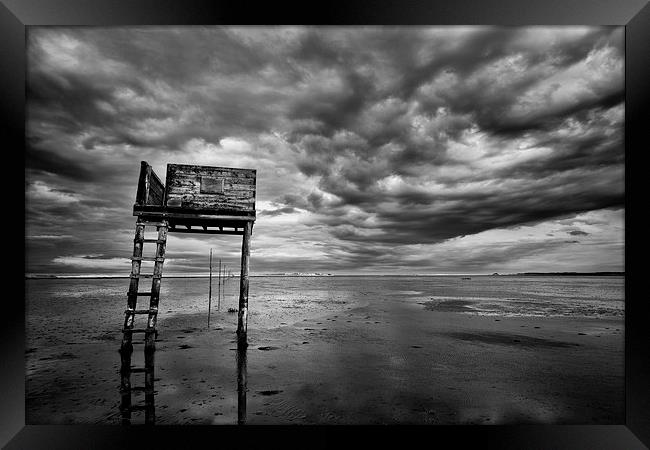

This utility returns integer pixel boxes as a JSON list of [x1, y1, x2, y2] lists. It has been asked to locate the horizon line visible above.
[[25, 271, 625, 279]]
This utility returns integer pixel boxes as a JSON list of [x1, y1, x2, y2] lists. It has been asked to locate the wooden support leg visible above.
[[237, 221, 252, 346]]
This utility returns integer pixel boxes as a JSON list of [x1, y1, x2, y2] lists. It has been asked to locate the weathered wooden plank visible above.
[[130, 274, 161, 279], [166, 180, 256, 192], [167, 163, 256, 177], [135, 219, 170, 227], [134, 210, 256, 221], [125, 309, 157, 315], [135, 205, 255, 216], [169, 228, 243, 235], [167, 180, 254, 191], [165, 195, 255, 208], [166, 166, 253, 176], [168, 177, 256, 188], [164, 200, 255, 212], [166, 191, 253, 202], [165, 163, 256, 214], [166, 184, 256, 194], [166, 193, 256, 203]]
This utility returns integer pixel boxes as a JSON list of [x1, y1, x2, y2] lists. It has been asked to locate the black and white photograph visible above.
[[25, 25, 625, 426]]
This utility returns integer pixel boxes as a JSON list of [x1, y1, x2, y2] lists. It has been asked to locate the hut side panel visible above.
[[135, 161, 165, 206], [148, 171, 165, 205], [165, 164, 256, 215]]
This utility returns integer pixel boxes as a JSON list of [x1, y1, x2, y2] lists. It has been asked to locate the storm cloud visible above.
[[25, 26, 624, 275]]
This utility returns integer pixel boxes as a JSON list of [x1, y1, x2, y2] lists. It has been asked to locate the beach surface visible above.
[[25, 276, 624, 424]]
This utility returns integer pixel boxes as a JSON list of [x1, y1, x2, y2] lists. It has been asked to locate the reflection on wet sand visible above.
[[119, 345, 156, 425], [118, 336, 249, 425], [236, 339, 248, 425]]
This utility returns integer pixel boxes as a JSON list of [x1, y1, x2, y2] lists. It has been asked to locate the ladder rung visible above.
[[131, 256, 164, 262], [132, 292, 154, 296], [137, 221, 168, 227], [129, 367, 152, 374], [123, 328, 155, 333], [125, 309, 158, 315], [134, 238, 166, 244], [130, 274, 161, 279]]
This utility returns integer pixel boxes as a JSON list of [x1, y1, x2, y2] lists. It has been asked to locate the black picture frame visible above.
[[4, 0, 648, 448]]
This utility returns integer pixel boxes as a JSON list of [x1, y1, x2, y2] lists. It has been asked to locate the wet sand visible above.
[[26, 297, 624, 424]]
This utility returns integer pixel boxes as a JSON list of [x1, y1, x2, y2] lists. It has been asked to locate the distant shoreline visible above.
[[505, 272, 624, 277], [25, 272, 625, 280]]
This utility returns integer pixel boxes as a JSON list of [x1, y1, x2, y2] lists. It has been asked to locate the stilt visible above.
[[237, 221, 252, 346]]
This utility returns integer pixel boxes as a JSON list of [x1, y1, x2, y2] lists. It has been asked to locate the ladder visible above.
[[119, 218, 168, 424]]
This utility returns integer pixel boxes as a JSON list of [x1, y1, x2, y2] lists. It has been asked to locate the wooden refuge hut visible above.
[[119, 161, 256, 424]]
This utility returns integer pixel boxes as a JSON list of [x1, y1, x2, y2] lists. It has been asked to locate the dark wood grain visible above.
[[165, 163, 256, 214], [135, 161, 165, 206]]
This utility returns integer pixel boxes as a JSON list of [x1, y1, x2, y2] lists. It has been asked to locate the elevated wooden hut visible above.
[[119, 161, 256, 424]]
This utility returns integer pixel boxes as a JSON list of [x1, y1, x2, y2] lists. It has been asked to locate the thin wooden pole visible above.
[[208, 248, 212, 328], [218, 259, 222, 312], [237, 221, 252, 346], [221, 261, 224, 308]]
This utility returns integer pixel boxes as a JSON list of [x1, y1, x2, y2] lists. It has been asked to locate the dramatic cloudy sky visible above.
[[25, 26, 624, 276]]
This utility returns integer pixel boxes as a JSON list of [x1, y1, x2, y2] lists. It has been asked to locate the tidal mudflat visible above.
[[25, 275, 624, 424]]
